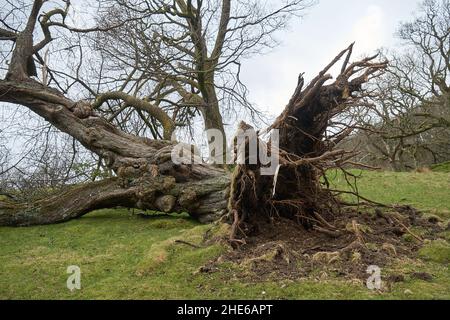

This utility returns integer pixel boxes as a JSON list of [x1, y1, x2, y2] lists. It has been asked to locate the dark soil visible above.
[[202, 205, 445, 282]]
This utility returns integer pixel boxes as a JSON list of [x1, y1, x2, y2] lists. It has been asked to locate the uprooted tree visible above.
[[0, 0, 387, 241]]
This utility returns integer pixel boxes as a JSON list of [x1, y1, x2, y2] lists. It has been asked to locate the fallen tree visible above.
[[0, 1, 387, 233], [0, 44, 386, 230]]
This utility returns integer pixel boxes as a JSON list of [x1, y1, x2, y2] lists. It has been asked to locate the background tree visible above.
[[343, 0, 450, 171]]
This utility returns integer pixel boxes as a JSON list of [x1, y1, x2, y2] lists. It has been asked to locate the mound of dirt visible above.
[[202, 205, 446, 282]]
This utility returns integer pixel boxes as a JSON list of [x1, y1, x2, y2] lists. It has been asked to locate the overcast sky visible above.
[[241, 0, 421, 117]]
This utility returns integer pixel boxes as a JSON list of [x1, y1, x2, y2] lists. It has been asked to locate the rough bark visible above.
[[0, 173, 229, 226]]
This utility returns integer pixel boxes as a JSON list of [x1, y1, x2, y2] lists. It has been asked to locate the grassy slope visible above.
[[329, 170, 450, 218], [1, 171, 449, 299]]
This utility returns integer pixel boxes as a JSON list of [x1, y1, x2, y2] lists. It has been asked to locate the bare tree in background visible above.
[[344, 0, 450, 170], [386, 0, 450, 134]]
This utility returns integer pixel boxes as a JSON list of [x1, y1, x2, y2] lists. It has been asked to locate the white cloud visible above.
[[350, 5, 386, 54]]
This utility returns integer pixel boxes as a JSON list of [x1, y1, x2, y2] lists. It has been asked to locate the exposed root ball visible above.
[[207, 205, 446, 282]]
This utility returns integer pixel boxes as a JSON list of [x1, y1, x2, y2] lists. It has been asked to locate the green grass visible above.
[[328, 170, 450, 218], [418, 240, 450, 264], [1, 170, 449, 299], [431, 161, 450, 173]]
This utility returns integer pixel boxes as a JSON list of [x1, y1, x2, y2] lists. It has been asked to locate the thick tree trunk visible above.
[[0, 166, 230, 226]]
